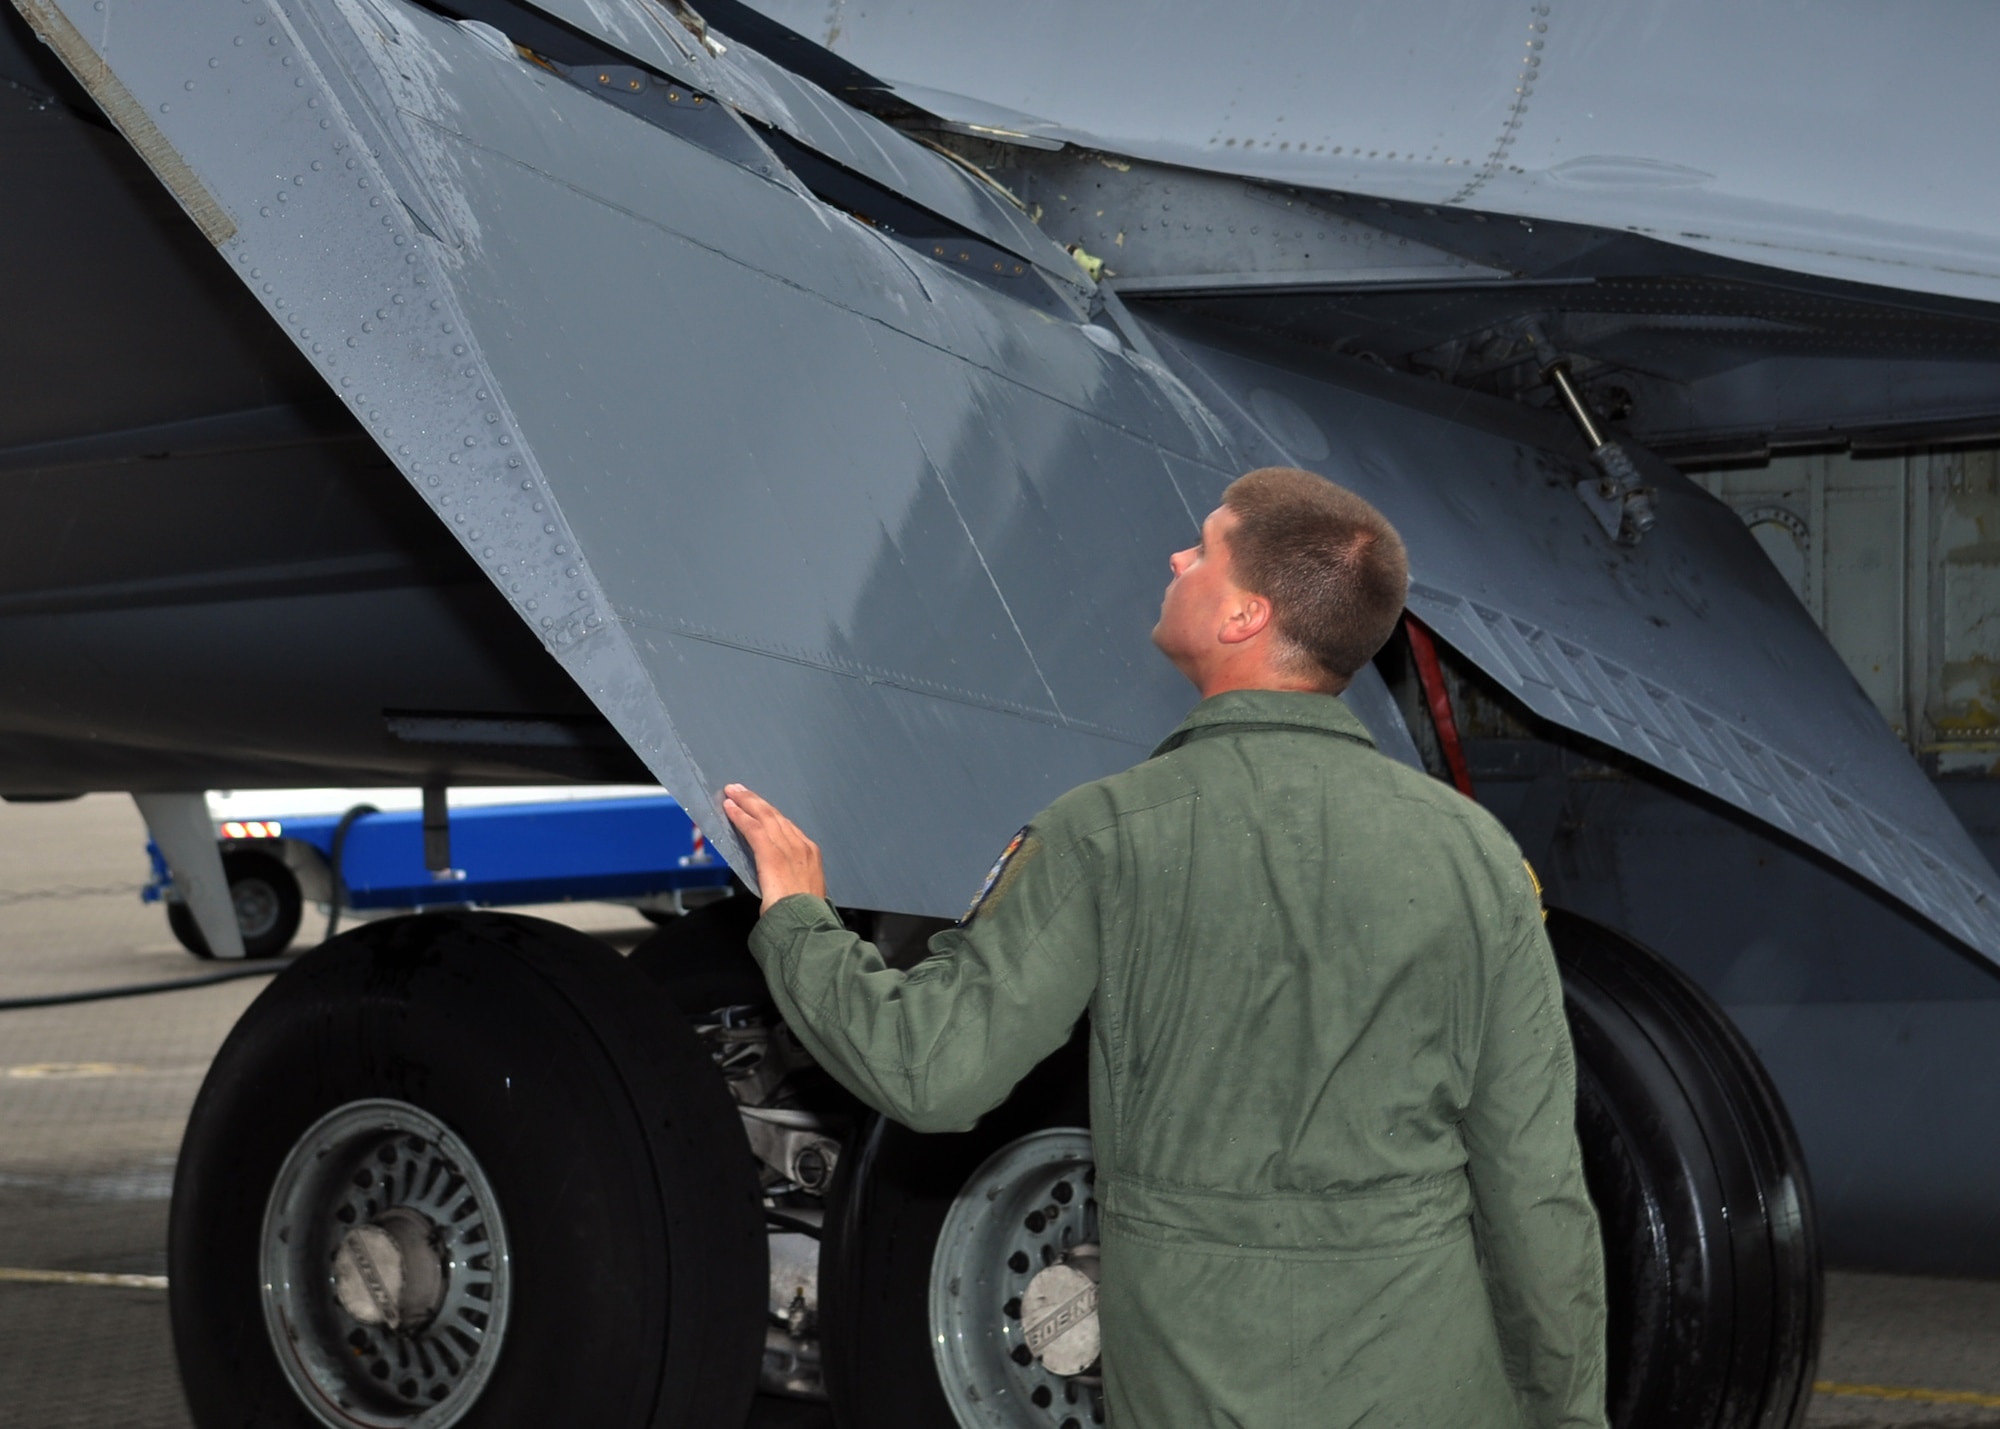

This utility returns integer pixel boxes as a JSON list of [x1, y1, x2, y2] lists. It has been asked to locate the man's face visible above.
[[1151, 506, 1243, 672]]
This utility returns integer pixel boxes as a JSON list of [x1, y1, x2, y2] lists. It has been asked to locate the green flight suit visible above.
[[748, 689, 1608, 1429]]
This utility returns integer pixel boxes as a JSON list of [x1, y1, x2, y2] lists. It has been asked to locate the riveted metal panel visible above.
[[742, 0, 2000, 306], [8, 0, 1244, 912], [26, 0, 2000, 959]]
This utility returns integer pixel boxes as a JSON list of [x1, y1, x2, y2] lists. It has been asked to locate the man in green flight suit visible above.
[[724, 466, 1608, 1428]]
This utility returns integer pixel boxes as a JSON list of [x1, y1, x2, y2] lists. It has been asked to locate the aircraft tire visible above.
[[820, 915, 1819, 1429], [819, 1030, 1091, 1429], [166, 846, 303, 959], [628, 893, 770, 1015], [1554, 908, 1821, 1429], [168, 910, 766, 1429]]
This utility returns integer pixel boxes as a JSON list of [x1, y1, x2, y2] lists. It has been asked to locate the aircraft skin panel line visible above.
[[20, 0, 2000, 965]]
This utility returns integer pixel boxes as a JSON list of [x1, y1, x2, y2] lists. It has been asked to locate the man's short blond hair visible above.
[[1221, 467, 1410, 684]]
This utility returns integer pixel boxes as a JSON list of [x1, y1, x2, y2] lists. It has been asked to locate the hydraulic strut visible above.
[[1529, 330, 1657, 545]]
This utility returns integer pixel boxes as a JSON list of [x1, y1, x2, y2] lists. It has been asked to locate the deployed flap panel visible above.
[[13, 0, 1241, 913], [1145, 317, 2000, 958], [25, 0, 2000, 960]]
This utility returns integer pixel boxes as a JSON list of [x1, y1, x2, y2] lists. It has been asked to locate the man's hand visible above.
[[722, 783, 828, 912]]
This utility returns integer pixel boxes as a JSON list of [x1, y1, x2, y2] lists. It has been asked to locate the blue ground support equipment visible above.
[[144, 793, 734, 950]]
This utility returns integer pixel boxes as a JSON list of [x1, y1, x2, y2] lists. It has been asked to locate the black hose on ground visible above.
[[4, 800, 388, 1012], [0, 963, 283, 1012], [323, 803, 379, 944]]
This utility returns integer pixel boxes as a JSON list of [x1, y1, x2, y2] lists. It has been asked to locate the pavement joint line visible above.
[[0, 1266, 168, 1289], [1816, 1379, 2000, 1409]]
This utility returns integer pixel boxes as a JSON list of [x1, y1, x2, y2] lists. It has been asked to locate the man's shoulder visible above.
[[1031, 723, 1524, 859], [1373, 753, 1517, 840], [1162, 719, 1526, 858], [1034, 755, 1195, 838]]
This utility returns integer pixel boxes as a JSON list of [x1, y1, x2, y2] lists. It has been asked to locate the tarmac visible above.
[[0, 794, 1995, 1428]]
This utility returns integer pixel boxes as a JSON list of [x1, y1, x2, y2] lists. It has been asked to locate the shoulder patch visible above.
[[1524, 859, 1548, 921], [961, 826, 1034, 925]]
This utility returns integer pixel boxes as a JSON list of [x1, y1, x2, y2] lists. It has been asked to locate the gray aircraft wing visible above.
[[14, 0, 2000, 962], [737, 0, 2000, 308]]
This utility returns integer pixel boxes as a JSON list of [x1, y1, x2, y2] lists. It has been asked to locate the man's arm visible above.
[[1460, 909, 1610, 1429], [725, 786, 1101, 1132]]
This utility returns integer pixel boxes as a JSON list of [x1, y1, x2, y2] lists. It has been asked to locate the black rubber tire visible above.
[[818, 914, 1820, 1429], [629, 894, 770, 1016], [169, 910, 767, 1429], [818, 1029, 1090, 1429], [1554, 908, 1821, 1429], [165, 846, 303, 960]]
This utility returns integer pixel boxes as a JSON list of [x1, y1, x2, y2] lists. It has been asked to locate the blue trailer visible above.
[[144, 792, 735, 958]]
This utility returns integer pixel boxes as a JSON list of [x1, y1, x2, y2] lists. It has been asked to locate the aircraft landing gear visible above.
[[168, 911, 767, 1429], [1556, 909, 1822, 1429], [818, 912, 1820, 1429], [166, 845, 302, 960]]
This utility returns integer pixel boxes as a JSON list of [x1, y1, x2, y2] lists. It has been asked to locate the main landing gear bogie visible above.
[[164, 904, 1817, 1429]]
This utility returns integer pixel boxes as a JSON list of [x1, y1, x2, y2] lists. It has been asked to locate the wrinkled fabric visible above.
[[749, 689, 1607, 1428]]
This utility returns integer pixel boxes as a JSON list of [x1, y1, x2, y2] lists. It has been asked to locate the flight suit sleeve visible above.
[[746, 823, 1101, 1133], [1460, 898, 1610, 1429]]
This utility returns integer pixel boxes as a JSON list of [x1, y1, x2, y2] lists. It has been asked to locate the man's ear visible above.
[[1218, 591, 1275, 646]]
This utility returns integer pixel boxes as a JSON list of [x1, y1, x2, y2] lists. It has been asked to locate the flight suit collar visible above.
[[1151, 688, 1378, 758]]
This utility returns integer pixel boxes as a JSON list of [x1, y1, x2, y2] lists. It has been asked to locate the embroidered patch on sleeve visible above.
[[1523, 859, 1548, 921], [961, 826, 1035, 925]]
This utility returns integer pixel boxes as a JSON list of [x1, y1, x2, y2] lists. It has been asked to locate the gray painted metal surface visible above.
[[19, 0, 2000, 961], [1145, 317, 2000, 957], [524, 0, 1077, 285], [744, 0, 2000, 307], [134, 791, 244, 959], [11, 0, 1222, 912]]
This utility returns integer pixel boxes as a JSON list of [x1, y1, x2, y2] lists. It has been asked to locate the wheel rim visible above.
[[261, 1099, 513, 1429], [232, 877, 282, 941], [928, 1128, 1105, 1428]]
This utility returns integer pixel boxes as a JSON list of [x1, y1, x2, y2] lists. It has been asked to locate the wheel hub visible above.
[[929, 1128, 1105, 1427], [1020, 1248, 1100, 1377], [332, 1208, 446, 1331], [232, 877, 281, 940], [262, 1099, 511, 1429]]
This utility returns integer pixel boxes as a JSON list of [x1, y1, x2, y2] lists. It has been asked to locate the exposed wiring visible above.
[[1405, 615, 1475, 799]]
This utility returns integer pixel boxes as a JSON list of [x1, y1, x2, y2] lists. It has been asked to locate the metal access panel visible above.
[[1694, 447, 2000, 777], [18, 0, 2000, 967]]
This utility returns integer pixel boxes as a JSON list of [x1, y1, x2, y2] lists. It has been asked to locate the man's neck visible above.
[[1193, 668, 1344, 700]]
